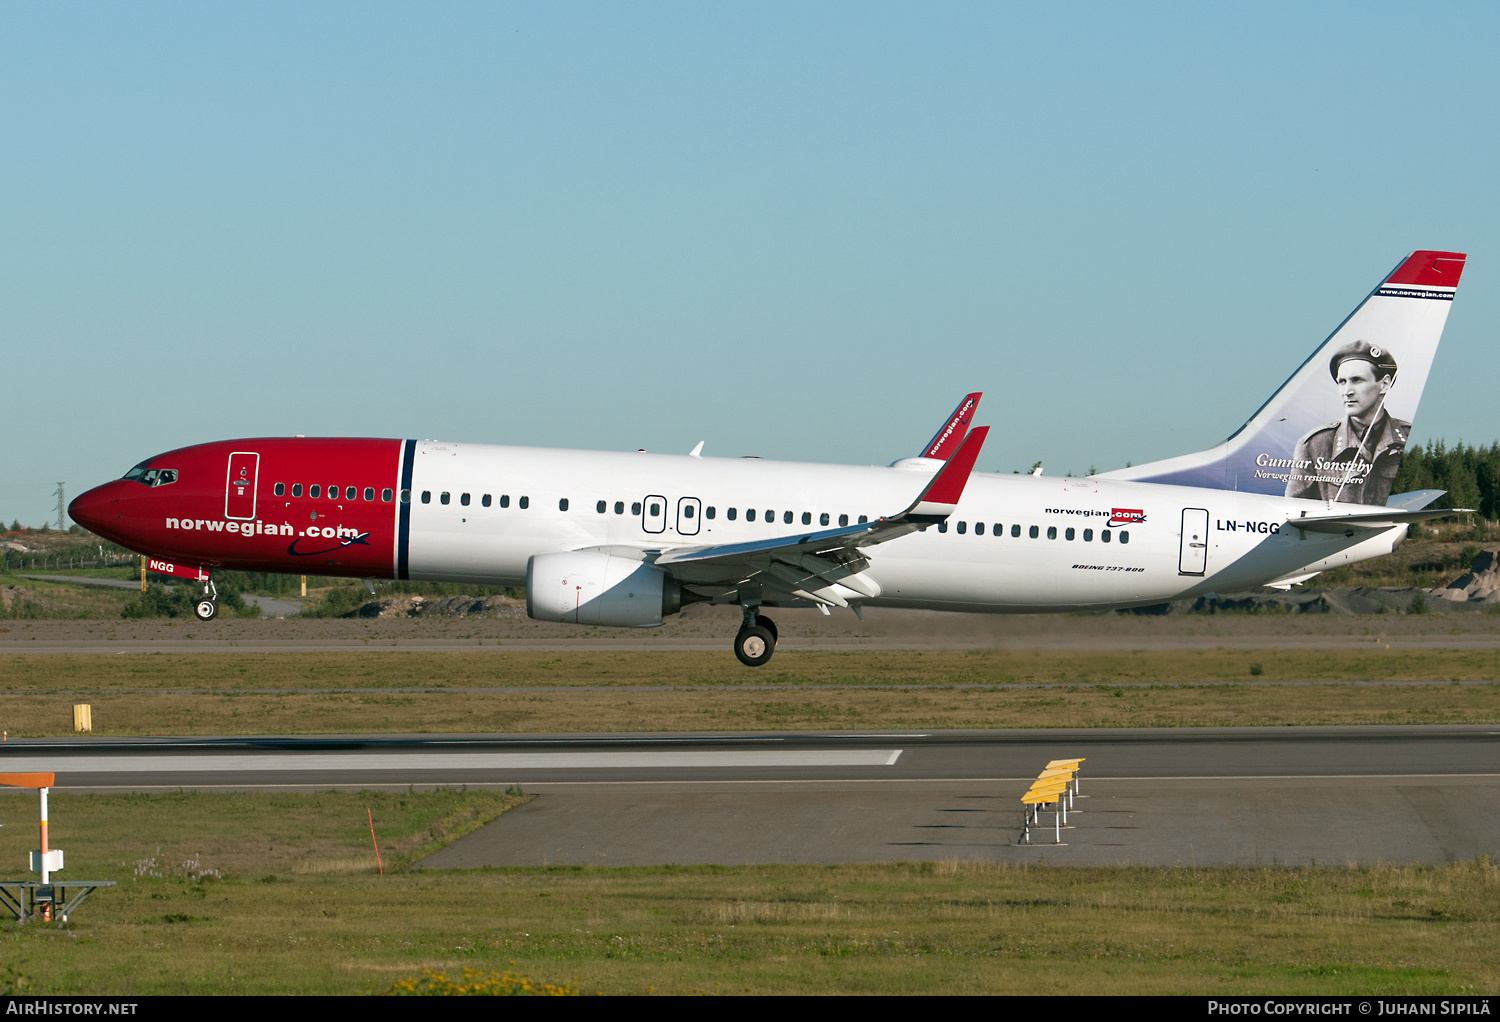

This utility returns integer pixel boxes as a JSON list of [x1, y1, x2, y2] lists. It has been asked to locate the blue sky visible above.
[[3, 2, 1497, 526]]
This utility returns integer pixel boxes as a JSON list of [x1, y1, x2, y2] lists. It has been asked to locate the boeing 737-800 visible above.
[[69, 251, 1471, 665]]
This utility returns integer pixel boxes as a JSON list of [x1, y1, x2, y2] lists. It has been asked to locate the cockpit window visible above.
[[123, 464, 178, 487]]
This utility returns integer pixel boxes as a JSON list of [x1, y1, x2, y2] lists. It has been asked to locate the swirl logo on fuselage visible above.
[[287, 532, 372, 557]]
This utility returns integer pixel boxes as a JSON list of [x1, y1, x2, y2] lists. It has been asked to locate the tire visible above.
[[757, 615, 778, 645], [194, 599, 218, 621], [733, 625, 776, 667]]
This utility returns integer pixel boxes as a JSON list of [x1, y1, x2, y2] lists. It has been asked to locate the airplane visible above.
[[69, 250, 1471, 666]]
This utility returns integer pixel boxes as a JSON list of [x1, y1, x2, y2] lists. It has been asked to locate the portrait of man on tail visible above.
[[1284, 340, 1409, 505]]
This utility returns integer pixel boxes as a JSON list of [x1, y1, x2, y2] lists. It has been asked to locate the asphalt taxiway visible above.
[[2, 726, 1495, 867]]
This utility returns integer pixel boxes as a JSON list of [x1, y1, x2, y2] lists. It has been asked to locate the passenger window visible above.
[[838, 514, 848, 527], [728, 508, 738, 521], [1102, 529, 1111, 543], [746, 508, 755, 522], [1011, 524, 1021, 537], [310, 485, 321, 498], [956, 521, 967, 534], [937, 521, 948, 533], [648, 502, 659, 516], [328, 485, 338, 499], [706, 506, 716, 519], [382, 488, 393, 502], [1120, 530, 1130, 544], [440, 492, 451, 505], [364, 487, 375, 501], [482, 494, 492, 507], [684, 505, 695, 518], [1083, 528, 1093, 541], [1047, 526, 1057, 539], [801, 512, 811, 525], [994, 523, 1002, 536], [858, 515, 868, 524], [421, 491, 431, 503], [615, 501, 625, 514], [975, 522, 984, 535], [274, 483, 285, 496], [460, 493, 470, 506], [783, 511, 793, 524], [400, 489, 410, 503], [596, 500, 606, 513], [519, 496, 529, 509], [346, 486, 357, 500], [1029, 525, 1039, 538], [560, 498, 570, 512], [1065, 527, 1075, 541], [820, 513, 829, 526], [631, 501, 641, 515], [500, 495, 511, 508]]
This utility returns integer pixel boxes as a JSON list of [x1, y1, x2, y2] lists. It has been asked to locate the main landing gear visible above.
[[193, 578, 219, 621], [734, 608, 778, 667]]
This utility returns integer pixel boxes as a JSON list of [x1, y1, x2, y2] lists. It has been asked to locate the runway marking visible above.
[[9, 772, 1497, 793], [0, 749, 905, 773]]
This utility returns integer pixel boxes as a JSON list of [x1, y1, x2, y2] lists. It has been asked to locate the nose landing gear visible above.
[[733, 607, 778, 667], [193, 578, 219, 621]]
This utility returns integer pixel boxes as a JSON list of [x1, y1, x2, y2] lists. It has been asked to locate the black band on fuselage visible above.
[[397, 438, 416, 580]]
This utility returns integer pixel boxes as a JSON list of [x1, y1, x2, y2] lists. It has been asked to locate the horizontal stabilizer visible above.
[[1289, 506, 1473, 534], [1385, 489, 1446, 511]]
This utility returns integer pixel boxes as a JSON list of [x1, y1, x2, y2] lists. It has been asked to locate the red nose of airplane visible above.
[[68, 481, 128, 538]]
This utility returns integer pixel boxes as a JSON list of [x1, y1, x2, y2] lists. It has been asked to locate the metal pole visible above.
[[39, 787, 49, 884], [1055, 804, 1061, 844]]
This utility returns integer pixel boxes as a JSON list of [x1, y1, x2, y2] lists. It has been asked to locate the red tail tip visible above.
[[1386, 251, 1466, 288]]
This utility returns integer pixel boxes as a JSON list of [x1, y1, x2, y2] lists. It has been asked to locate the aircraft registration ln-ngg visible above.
[[71, 251, 1473, 665]]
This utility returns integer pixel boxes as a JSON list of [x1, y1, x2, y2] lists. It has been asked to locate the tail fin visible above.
[[1098, 251, 1466, 505]]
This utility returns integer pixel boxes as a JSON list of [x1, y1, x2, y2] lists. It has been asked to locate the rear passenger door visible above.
[[1179, 508, 1209, 575]]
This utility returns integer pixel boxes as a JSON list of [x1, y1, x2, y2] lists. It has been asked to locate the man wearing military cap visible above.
[[1285, 340, 1409, 505]]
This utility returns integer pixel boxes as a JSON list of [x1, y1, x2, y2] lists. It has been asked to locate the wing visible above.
[[653, 426, 990, 607]]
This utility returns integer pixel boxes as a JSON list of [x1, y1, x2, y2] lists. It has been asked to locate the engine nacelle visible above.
[[526, 551, 681, 627]]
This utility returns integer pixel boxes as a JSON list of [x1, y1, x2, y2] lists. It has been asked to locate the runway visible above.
[[3, 726, 1496, 866]]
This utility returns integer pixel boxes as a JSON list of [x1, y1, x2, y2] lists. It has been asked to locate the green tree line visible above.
[[1393, 440, 1500, 519]]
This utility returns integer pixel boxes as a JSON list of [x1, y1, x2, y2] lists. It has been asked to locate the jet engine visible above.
[[526, 551, 682, 627]]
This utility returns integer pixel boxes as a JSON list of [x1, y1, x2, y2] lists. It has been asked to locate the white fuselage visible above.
[[404, 442, 1399, 612]]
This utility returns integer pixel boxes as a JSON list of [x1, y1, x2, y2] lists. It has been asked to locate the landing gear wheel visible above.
[[194, 598, 218, 621], [757, 616, 778, 645], [734, 625, 776, 667]]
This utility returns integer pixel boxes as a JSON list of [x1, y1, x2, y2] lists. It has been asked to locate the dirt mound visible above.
[[1429, 547, 1500, 605], [353, 594, 528, 619]]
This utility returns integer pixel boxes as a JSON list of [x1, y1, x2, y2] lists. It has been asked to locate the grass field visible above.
[[1, 650, 1498, 735], [0, 790, 1494, 995]]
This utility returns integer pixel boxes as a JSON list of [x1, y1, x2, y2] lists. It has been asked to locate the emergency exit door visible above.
[[224, 452, 260, 521], [1179, 507, 1209, 576]]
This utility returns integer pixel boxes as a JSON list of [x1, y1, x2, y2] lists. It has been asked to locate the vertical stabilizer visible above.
[[1098, 251, 1466, 505]]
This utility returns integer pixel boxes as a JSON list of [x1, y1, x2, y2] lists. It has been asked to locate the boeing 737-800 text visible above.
[[69, 251, 1472, 665]]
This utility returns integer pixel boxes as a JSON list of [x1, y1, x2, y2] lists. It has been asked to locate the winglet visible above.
[[922, 393, 981, 460], [906, 426, 988, 521]]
